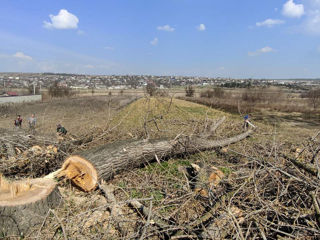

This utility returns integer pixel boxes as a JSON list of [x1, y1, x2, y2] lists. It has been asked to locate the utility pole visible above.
[[33, 82, 36, 95]]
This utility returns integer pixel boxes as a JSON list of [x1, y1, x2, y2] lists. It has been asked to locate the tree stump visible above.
[[0, 175, 61, 237]]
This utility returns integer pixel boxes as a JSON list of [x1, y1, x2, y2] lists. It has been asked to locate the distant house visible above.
[[6, 91, 19, 96]]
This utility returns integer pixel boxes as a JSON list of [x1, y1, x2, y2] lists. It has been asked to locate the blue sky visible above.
[[0, 0, 320, 78]]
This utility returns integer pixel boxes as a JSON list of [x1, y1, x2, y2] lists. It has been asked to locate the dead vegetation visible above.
[[182, 86, 320, 118], [0, 96, 320, 239]]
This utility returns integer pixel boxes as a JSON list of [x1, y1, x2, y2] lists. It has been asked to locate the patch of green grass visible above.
[[118, 181, 127, 189], [130, 189, 144, 199], [219, 167, 232, 176], [178, 106, 208, 116], [158, 205, 176, 215], [143, 158, 192, 178], [151, 190, 164, 201]]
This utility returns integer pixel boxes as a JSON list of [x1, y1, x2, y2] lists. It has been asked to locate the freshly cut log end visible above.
[[60, 155, 98, 192], [0, 175, 61, 236], [0, 175, 56, 206]]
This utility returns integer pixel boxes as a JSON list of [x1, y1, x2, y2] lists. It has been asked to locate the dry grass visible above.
[[1, 95, 320, 239]]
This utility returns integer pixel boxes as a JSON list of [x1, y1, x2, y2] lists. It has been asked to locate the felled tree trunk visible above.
[[0, 175, 61, 237], [60, 130, 253, 191]]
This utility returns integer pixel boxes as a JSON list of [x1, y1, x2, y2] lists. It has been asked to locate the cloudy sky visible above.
[[0, 0, 320, 78]]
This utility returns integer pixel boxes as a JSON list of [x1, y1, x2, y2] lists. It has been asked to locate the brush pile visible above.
[[0, 129, 75, 179]]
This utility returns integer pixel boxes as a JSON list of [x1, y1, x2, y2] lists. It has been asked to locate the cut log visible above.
[[60, 155, 98, 192], [61, 130, 253, 191], [0, 174, 61, 237]]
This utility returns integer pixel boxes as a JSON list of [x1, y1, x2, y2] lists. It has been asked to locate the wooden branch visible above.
[[310, 191, 320, 226], [202, 116, 226, 138], [128, 200, 168, 227], [99, 183, 127, 234], [282, 155, 318, 176]]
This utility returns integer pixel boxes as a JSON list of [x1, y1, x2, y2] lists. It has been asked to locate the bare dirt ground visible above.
[[0, 95, 138, 137]]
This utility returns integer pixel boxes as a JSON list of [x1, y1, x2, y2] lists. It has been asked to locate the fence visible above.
[[0, 95, 42, 104]]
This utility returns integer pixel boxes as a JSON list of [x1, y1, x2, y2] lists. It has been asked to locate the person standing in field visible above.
[[28, 113, 37, 134], [14, 115, 23, 129], [243, 114, 256, 130], [243, 114, 250, 130]]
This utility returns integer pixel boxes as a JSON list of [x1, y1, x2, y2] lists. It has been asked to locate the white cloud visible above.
[[13, 52, 32, 61], [256, 19, 285, 27], [282, 0, 305, 18], [150, 38, 159, 46], [248, 46, 275, 56], [304, 9, 320, 34], [157, 25, 175, 32], [43, 9, 79, 29], [197, 24, 206, 31]]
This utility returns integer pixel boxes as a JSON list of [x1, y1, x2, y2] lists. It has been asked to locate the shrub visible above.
[[145, 82, 157, 96], [241, 89, 261, 103], [185, 85, 195, 97], [306, 88, 320, 109], [213, 87, 225, 98], [200, 89, 215, 98]]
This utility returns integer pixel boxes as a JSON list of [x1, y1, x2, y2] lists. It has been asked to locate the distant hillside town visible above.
[[0, 72, 320, 92]]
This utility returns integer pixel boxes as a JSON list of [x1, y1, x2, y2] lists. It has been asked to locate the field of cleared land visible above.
[[1, 94, 320, 239]]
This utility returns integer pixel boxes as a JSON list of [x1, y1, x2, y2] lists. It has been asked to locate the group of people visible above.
[[14, 114, 67, 136], [14, 114, 36, 133]]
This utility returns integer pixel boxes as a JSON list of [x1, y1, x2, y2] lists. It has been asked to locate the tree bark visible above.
[[62, 130, 253, 191]]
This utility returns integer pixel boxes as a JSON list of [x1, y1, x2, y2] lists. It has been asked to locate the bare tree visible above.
[[306, 88, 320, 109], [145, 82, 157, 96], [185, 85, 195, 97]]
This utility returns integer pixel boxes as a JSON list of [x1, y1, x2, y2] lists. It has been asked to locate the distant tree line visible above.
[[221, 82, 252, 88]]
